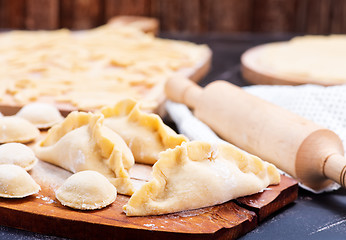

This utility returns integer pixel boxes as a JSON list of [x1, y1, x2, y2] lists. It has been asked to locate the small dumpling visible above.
[[16, 103, 64, 129], [101, 99, 188, 165], [0, 164, 40, 198], [0, 143, 38, 170], [123, 141, 280, 216], [34, 111, 135, 195], [0, 116, 40, 143], [56, 170, 117, 210]]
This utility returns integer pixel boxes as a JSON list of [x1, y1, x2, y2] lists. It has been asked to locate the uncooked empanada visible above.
[[16, 102, 64, 129], [0, 116, 40, 143], [101, 99, 188, 165], [123, 141, 280, 216], [0, 164, 40, 198], [34, 111, 135, 195], [0, 143, 38, 171], [56, 170, 117, 210]]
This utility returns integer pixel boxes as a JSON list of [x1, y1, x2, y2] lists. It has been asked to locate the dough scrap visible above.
[[123, 141, 280, 216], [0, 164, 40, 198], [0, 143, 38, 171], [101, 99, 188, 164], [16, 102, 64, 129], [34, 111, 135, 195], [56, 170, 117, 210], [0, 116, 40, 143]]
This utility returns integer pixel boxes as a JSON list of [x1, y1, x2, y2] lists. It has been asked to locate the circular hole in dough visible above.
[[0, 164, 40, 198], [16, 103, 64, 129], [0, 116, 40, 144], [56, 170, 117, 210], [0, 143, 38, 171]]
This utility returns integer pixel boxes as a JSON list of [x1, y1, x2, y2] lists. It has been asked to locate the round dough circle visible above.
[[0, 143, 38, 171], [16, 103, 64, 129], [56, 170, 117, 210], [0, 164, 40, 198]]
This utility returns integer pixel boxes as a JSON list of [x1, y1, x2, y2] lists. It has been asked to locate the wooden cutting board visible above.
[[241, 42, 341, 86], [0, 155, 298, 240]]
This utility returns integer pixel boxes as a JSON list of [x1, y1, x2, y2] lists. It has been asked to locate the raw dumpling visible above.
[[0, 164, 40, 198], [0, 116, 40, 143], [16, 102, 64, 129], [0, 143, 38, 171], [56, 170, 117, 210], [101, 99, 188, 165], [34, 111, 135, 195], [123, 141, 280, 216]]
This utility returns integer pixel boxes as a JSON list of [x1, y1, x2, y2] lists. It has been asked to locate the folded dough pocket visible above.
[[123, 141, 280, 216], [34, 111, 135, 195], [101, 99, 188, 165]]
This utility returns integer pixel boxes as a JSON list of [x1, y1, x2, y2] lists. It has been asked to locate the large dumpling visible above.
[[101, 99, 188, 165], [34, 111, 135, 195], [123, 141, 280, 216]]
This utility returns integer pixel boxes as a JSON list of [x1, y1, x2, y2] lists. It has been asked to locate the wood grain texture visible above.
[[25, 0, 59, 30], [209, 0, 252, 33], [304, 0, 332, 34], [252, 0, 298, 32], [1, 0, 346, 33], [104, 0, 151, 22], [60, 0, 103, 29], [0, 0, 25, 29]]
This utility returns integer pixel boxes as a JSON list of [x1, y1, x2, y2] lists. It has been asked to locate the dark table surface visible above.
[[1, 33, 346, 240]]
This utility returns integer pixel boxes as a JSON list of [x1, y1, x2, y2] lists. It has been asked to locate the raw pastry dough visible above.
[[0, 143, 38, 171], [101, 99, 188, 164], [16, 102, 64, 129], [257, 35, 346, 84], [55, 170, 117, 210], [0, 23, 210, 111], [123, 141, 280, 216], [0, 116, 40, 143], [34, 111, 135, 195], [0, 164, 40, 198]]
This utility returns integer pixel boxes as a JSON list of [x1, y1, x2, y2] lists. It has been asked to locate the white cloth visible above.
[[165, 84, 346, 193]]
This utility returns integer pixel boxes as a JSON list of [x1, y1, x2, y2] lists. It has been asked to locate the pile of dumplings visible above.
[[0, 102, 64, 199], [0, 99, 281, 216]]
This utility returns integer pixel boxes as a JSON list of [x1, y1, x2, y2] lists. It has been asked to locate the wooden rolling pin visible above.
[[165, 77, 346, 191]]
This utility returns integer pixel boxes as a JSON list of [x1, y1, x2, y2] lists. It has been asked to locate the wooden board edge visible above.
[[236, 175, 299, 222], [0, 201, 257, 240]]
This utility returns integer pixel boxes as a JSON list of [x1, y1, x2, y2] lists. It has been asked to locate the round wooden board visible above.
[[241, 42, 344, 86]]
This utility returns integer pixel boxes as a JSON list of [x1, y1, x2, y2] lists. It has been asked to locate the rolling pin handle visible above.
[[165, 77, 202, 109], [324, 154, 346, 188]]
